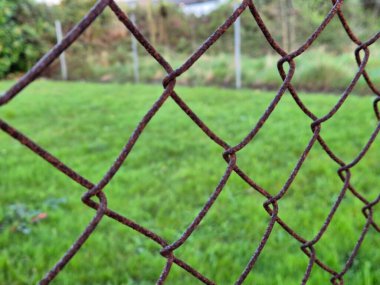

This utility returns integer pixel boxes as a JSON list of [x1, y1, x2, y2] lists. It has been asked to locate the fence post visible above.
[[54, 20, 68, 80], [233, 3, 242, 89], [131, 14, 140, 84]]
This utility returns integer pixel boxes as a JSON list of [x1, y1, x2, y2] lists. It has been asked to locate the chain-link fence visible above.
[[0, 0, 379, 284]]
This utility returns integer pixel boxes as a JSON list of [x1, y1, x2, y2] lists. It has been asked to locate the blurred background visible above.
[[1, 0, 379, 93]]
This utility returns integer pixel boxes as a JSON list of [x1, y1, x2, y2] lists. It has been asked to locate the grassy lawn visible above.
[[0, 80, 379, 285]]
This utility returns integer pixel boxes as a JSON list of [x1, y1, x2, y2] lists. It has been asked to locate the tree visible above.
[[57, 0, 113, 43], [362, 0, 380, 14], [0, 0, 54, 78]]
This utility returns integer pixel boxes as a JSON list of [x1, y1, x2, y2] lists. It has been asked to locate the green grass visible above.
[[57, 48, 380, 94], [0, 80, 379, 285]]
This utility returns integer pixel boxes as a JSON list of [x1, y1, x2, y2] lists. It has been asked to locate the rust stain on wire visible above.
[[0, 0, 379, 284]]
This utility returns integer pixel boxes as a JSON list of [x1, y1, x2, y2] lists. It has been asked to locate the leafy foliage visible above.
[[0, 0, 54, 78], [0, 0, 378, 91], [0, 198, 66, 235]]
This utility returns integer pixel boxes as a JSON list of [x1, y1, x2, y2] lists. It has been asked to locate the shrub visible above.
[[0, 0, 54, 78]]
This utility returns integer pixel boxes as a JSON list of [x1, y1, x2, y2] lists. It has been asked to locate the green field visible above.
[[0, 80, 379, 285]]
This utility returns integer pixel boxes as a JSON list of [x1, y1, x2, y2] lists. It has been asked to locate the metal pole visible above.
[[55, 20, 68, 80], [233, 3, 241, 89], [131, 14, 140, 83]]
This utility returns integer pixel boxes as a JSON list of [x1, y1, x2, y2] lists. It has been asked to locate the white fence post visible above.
[[131, 14, 140, 84], [55, 20, 68, 80], [234, 3, 242, 89]]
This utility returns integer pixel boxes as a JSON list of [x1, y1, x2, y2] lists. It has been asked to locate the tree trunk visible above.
[[146, 0, 157, 46], [158, 2, 168, 46], [279, 0, 289, 51], [287, 0, 295, 52]]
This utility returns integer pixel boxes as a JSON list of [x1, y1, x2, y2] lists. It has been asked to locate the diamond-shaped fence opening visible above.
[[0, 0, 379, 284]]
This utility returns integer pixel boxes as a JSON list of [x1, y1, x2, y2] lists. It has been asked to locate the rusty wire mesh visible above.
[[1, 0, 380, 284]]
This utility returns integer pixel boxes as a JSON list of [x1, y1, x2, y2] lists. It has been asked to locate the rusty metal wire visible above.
[[0, 0, 379, 284]]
